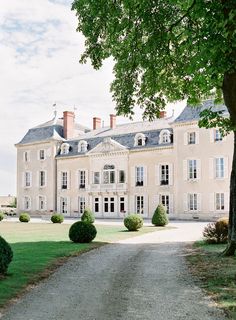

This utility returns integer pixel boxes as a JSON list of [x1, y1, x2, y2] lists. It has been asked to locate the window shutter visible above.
[[183, 160, 188, 181], [130, 195, 135, 213], [225, 192, 229, 212], [184, 132, 188, 145], [143, 166, 148, 186], [57, 172, 61, 190], [197, 193, 201, 212], [155, 165, 160, 185], [57, 197, 61, 213], [22, 172, 25, 187], [169, 163, 173, 185], [67, 197, 70, 215], [209, 158, 214, 179], [44, 197, 47, 211], [169, 194, 174, 214], [210, 129, 214, 143], [30, 171, 32, 187], [195, 131, 199, 144], [85, 170, 88, 188], [197, 159, 201, 180], [131, 167, 135, 187], [209, 193, 215, 212], [224, 157, 228, 179], [36, 196, 39, 211], [183, 193, 188, 212], [45, 171, 47, 187], [144, 195, 148, 216], [67, 171, 71, 190]]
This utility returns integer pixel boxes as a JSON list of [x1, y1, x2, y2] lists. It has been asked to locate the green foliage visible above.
[[203, 218, 229, 244], [51, 213, 64, 224], [72, 0, 236, 120], [81, 208, 95, 224], [0, 236, 13, 275], [0, 212, 5, 221], [152, 204, 169, 226], [69, 221, 97, 243], [124, 214, 143, 231], [19, 213, 30, 223]]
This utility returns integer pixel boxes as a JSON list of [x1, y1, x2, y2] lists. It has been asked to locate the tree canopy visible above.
[[72, 0, 236, 121]]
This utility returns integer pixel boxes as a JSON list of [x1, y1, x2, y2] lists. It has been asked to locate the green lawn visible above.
[[187, 241, 236, 319], [0, 221, 161, 309]]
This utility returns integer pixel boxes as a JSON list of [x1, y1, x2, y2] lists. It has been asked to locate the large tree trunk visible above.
[[222, 72, 236, 256]]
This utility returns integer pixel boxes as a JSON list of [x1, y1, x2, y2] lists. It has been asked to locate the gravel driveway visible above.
[[1, 222, 226, 320]]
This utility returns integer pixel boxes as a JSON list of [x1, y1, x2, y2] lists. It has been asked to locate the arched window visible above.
[[60, 143, 70, 155], [134, 133, 146, 146], [159, 130, 171, 144], [78, 140, 88, 153], [103, 164, 115, 184]]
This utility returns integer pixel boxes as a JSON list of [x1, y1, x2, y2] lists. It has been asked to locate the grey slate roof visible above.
[[56, 128, 173, 158], [174, 100, 228, 123], [17, 125, 64, 145]]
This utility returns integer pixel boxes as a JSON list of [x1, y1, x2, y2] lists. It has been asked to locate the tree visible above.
[[72, 0, 236, 255]]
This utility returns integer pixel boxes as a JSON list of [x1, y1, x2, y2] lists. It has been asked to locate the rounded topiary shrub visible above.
[[51, 213, 64, 224], [81, 208, 95, 224], [203, 218, 228, 244], [0, 212, 5, 221], [124, 214, 143, 231], [69, 221, 97, 243], [0, 236, 13, 275], [152, 204, 169, 226], [19, 213, 30, 223]]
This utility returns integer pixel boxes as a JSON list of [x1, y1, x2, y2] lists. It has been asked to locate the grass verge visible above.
[[186, 241, 236, 319], [0, 221, 163, 310]]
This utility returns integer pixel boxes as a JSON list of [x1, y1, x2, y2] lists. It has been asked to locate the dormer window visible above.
[[60, 143, 70, 155], [159, 130, 171, 144], [134, 133, 146, 146], [78, 140, 88, 153]]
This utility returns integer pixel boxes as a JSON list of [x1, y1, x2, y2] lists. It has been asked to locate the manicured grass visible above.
[[0, 221, 161, 309], [186, 241, 236, 319]]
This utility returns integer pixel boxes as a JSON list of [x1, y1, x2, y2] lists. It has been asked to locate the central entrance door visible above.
[[104, 197, 115, 215]]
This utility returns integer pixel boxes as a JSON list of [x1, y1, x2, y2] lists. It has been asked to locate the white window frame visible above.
[[24, 196, 31, 210], [78, 196, 86, 214], [135, 195, 144, 214], [215, 157, 224, 179], [78, 140, 88, 153], [61, 172, 68, 189], [23, 151, 30, 162], [188, 193, 198, 211], [119, 170, 125, 183], [94, 197, 100, 213], [119, 196, 125, 213], [103, 165, 115, 184], [93, 172, 100, 184], [159, 130, 171, 144], [134, 133, 146, 146], [61, 197, 68, 214], [215, 193, 225, 211], [25, 171, 31, 187], [135, 166, 144, 186], [104, 197, 115, 213], [39, 170, 46, 187], [188, 159, 197, 180], [214, 129, 223, 142], [160, 194, 169, 214], [60, 143, 70, 155], [38, 195, 46, 211], [39, 149, 46, 160], [79, 170, 86, 189], [160, 164, 169, 185], [188, 132, 196, 145]]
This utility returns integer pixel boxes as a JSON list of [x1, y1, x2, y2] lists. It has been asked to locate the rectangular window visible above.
[[39, 171, 46, 187], [188, 193, 197, 211], [160, 165, 169, 185], [25, 172, 31, 187], [136, 195, 144, 214], [38, 196, 46, 210], [24, 151, 29, 162], [160, 194, 169, 214], [79, 171, 86, 189], [79, 197, 85, 214], [214, 129, 222, 142], [104, 197, 109, 213], [215, 158, 224, 178], [188, 160, 197, 180], [104, 197, 115, 213], [94, 172, 100, 184], [61, 172, 68, 189], [188, 132, 196, 144], [216, 193, 225, 210], [94, 197, 99, 213], [39, 149, 45, 160], [135, 166, 144, 186], [119, 197, 125, 213], [103, 170, 115, 184], [119, 170, 125, 183], [24, 196, 31, 210], [61, 197, 67, 214]]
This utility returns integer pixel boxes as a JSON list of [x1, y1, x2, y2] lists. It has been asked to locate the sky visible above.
[[0, 0, 186, 196]]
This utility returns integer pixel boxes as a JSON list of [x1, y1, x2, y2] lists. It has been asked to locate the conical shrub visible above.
[[152, 204, 168, 226], [81, 208, 95, 224]]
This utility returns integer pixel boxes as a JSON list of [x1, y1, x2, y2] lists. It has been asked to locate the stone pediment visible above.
[[88, 137, 127, 154]]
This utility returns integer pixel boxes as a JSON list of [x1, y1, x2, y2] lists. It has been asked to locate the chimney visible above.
[[159, 111, 167, 119], [63, 111, 75, 140], [110, 114, 116, 129], [93, 117, 101, 130]]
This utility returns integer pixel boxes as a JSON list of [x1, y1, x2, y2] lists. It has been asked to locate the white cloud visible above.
[[0, 0, 185, 195]]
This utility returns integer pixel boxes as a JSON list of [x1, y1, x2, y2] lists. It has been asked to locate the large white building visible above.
[[16, 101, 233, 220]]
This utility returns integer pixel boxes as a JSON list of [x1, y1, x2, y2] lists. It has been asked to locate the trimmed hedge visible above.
[[69, 221, 97, 243], [0, 212, 5, 221], [81, 208, 95, 224], [124, 214, 143, 231], [51, 213, 64, 224], [0, 236, 13, 275], [203, 218, 228, 244], [19, 213, 30, 223], [152, 204, 168, 226]]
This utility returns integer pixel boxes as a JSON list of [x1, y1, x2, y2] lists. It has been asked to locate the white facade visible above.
[[15, 103, 233, 220]]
